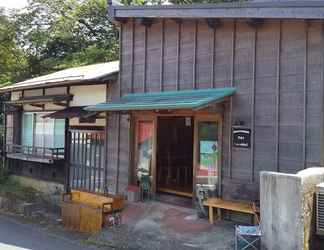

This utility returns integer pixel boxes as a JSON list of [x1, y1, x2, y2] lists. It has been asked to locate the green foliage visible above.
[[0, 0, 243, 85], [0, 166, 9, 185], [0, 0, 118, 84], [0, 9, 27, 84], [12, 0, 119, 78], [0, 177, 38, 202]]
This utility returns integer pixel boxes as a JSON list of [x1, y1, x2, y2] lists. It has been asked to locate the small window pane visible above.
[[54, 119, 65, 148], [197, 121, 219, 186], [34, 114, 45, 148], [22, 113, 34, 146]]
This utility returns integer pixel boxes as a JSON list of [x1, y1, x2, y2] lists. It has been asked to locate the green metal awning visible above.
[[85, 88, 236, 112]]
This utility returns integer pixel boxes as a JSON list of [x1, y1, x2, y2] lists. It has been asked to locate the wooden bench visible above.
[[203, 198, 258, 224], [61, 190, 124, 233]]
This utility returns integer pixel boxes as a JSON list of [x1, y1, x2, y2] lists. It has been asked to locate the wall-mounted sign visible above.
[[232, 127, 251, 148]]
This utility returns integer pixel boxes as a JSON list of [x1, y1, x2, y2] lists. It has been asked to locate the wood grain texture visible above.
[[114, 19, 323, 199]]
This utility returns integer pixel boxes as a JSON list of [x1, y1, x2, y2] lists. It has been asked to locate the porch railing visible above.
[[5, 144, 65, 163]]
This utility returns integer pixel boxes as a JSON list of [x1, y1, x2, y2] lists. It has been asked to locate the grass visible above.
[[0, 168, 38, 202]]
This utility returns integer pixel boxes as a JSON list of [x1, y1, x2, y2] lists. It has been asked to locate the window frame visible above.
[[21, 112, 65, 149]]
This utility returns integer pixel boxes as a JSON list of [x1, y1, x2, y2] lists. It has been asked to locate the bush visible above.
[[0, 178, 38, 202], [0, 165, 8, 185]]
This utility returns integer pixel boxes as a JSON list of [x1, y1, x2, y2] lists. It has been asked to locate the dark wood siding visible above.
[[110, 18, 323, 200]]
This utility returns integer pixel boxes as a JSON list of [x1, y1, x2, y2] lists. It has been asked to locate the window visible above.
[[22, 113, 65, 148], [6, 114, 14, 145]]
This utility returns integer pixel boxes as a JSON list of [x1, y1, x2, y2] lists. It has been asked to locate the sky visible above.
[[0, 0, 28, 10]]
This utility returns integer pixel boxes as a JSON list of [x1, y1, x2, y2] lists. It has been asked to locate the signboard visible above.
[[232, 128, 251, 148]]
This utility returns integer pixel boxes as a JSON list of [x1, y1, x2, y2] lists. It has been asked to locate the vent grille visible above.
[[317, 184, 324, 236]]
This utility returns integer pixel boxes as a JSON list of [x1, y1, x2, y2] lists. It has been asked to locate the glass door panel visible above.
[[136, 120, 154, 179], [195, 119, 220, 194]]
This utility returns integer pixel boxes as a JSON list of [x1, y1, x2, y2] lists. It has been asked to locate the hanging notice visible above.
[[232, 128, 251, 148]]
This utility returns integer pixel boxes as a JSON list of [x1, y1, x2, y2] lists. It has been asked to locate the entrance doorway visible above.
[[156, 117, 194, 197]]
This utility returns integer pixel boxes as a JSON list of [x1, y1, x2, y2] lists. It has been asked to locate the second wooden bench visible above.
[[203, 197, 258, 224]]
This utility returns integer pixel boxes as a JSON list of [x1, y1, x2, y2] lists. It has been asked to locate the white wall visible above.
[[69, 84, 106, 107]]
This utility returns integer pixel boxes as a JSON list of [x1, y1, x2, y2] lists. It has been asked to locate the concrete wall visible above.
[[260, 167, 324, 250]]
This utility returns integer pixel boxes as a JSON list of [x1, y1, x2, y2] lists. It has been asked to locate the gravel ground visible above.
[[90, 201, 235, 250], [0, 200, 235, 250]]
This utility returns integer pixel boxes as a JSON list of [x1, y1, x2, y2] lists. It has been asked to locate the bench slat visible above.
[[203, 198, 254, 214], [203, 198, 258, 224]]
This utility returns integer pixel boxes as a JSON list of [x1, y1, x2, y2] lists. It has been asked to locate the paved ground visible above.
[[92, 201, 235, 250], [0, 215, 95, 250], [0, 200, 235, 250]]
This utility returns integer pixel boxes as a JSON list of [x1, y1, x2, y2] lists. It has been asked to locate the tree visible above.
[[0, 8, 27, 84], [1, 0, 243, 85], [12, 0, 119, 79]]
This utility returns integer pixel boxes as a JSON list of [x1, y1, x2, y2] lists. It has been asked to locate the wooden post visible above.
[[64, 120, 71, 194], [251, 25, 257, 182], [176, 20, 181, 91], [193, 20, 198, 89], [131, 19, 135, 94], [160, 20, 165, 92], [275, 21, 282, 172], [229, 20, 236, 179], [303, 21, 309, 169], [320, 20, 324, 167], [64, 86, 71, 194], [2, 102, 6, 170]]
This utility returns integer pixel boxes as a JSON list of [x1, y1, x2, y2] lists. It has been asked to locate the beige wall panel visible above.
[[45, 87, 67, 95], [70, 84, 106, 107], [23, 104, 43, 111], [11, 91, 22, 101], [24, 89, 43, 97]]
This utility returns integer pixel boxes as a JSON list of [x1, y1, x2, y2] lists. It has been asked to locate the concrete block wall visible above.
[[260, 167, 324, 250]]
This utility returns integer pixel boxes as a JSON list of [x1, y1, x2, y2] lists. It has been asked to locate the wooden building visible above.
[[86, 1, 324, 203], [0, 61, 118, 192]]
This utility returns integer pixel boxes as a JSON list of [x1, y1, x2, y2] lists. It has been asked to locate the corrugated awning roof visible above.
[[0, 61, 119, 92], [85, 88, 236, 112], [6, 94, 73, 105]]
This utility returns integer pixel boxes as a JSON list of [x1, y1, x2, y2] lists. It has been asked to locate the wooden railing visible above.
[[5, 144, 65, 163]]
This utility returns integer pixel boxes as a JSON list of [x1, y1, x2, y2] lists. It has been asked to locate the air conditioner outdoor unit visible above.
[[316, 182, 324, 236]]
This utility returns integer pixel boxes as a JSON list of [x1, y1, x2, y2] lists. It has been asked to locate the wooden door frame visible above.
[[133, 114, 157, 193], [193, 114, 223, 198], [132, 110, 223, 198]]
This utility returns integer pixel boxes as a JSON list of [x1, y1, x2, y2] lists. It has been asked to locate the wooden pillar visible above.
[[320, 21, 324, 167], [160, 20, 165, 92], [64, 86, 71, 194], [251, 24, 257, 182], [176, 20, 181, 91], [193, 20, 198, 89], [229, 20, 236, 179], [131, 19, 135, 94], [275, 21, 282, 172], [302, 22, 309, 169]]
